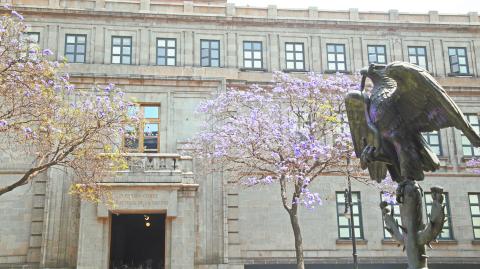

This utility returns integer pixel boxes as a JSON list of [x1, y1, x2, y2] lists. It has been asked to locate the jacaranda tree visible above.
[[190, 72, 364, 269], [467, 158, 480, 174], [0, 8, 136, 203]]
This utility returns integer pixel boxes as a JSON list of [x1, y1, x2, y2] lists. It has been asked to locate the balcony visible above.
[[107, 153, 194, 184]]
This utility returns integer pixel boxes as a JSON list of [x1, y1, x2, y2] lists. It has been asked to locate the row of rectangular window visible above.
[[423, 113, 480, 158], [26, 32, 472, 76], [336, 191, 480, 240]]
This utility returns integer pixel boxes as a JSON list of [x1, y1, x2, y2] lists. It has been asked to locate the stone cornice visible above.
[[13, 6, 480, 34]]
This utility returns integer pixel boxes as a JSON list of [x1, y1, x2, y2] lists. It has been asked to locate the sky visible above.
[[229, 0, 480, 14]]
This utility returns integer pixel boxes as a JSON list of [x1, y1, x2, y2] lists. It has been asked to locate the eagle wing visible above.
[[345, 91, 388, 182], [386, 62, 480, 147]]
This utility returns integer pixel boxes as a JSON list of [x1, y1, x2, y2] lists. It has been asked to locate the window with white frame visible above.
[[424, 192, 453, 240], [65, 34, 86, 63], [462, 113, 480, 157], [367, 45, 386, 64], [26, 32, 40, 44], [381, 195, 401, 239], [422, 131, 442, 156], [156, 38, 176, 66], [336, 191, 363, 239], [408, 46, 428, 70], [111, 36, 132, 64], [285, 42, 304, 71], [327, 44, 346, 72], [243, 41, 262, 69], [469, 193, 480, 239]]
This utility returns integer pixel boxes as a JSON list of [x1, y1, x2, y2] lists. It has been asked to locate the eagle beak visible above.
[[360, 67, 368, 91]]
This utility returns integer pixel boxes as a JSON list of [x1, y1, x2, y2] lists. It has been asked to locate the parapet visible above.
[[6, 0, 480, 25]]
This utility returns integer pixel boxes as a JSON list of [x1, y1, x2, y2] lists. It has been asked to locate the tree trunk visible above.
[[279, 176, 305, 269], [288, 207, 305, 269]]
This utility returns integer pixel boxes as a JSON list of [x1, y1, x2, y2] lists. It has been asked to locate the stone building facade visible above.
[[0, 0, 480, 268]]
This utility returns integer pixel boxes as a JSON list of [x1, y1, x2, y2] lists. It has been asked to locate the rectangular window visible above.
[[243, 41, 263, 69], [336, 191, 363, 239], [408, 46, 428, 70], [111, 36, 132, 65], [469, 193, 480, 239], [381, 196, 401, 239], [367, 45, 387, 64], [26, 32, 40, 44], [449, 47, 469, 75], [157, 38, 176, 66], [462, 114, 480, 157], [200, 39, 220, 67], [422, 131, 442, 156], [327, 44, 346, 72], [285, 42, 304, 71], [424, 192, 453, 240], [124, 104, 160, 153], [65, 34, 86, 63]]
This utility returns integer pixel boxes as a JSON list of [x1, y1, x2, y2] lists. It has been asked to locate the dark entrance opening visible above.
[[110, 213, 166, 269]]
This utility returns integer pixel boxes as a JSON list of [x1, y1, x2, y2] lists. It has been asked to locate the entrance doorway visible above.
[[110, 213, 166, 269]]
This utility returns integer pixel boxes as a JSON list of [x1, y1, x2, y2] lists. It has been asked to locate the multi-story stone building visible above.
[[0, 0, 479, 268]]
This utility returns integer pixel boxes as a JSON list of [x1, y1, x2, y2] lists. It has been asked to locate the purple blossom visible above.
[[467, 158, 480, 174], [190, 72, 361, 210], [11, 11, 24, 21], [42, 49, 53, 56], [104, 83, 115, 93], [0, 120, 8, 127]]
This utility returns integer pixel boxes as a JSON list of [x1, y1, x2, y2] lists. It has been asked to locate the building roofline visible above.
[[10, 1, 479, 29]]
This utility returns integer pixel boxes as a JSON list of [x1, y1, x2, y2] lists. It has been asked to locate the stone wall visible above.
[[0, 1, 479, 269]]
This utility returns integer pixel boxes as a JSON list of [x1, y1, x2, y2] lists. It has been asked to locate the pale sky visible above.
[[230, 0, 480, 14]]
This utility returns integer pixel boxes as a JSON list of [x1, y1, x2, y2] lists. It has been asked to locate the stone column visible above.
[[268, 33, 280, 71], [170, 189, 196, 269], [139, 28, 150, 65], [93, 26, 105, 64], [431, 39, 445, 77], [40, 168, 80, 268], [226, 32, 237, 68], [183, 31, 194, 67]]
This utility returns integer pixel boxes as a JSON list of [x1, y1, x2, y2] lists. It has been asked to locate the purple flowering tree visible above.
[[191, 72, 363, 269], [0, 9, 136, 203], [467, 158, 480, 174]]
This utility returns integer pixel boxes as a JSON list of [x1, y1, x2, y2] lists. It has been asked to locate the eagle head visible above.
[[360, 63, 387, 91]]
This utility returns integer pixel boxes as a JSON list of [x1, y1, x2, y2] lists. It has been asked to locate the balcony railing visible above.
[[121, 153, 192, 173]]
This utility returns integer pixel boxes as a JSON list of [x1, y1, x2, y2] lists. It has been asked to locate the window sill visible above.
[[282, 69, 308, 73], [240, 68, 267, 72], [462, 156, 480, 163], [381, 239, 401, 245], [324, 70, 352, 74], [433, 239, 458, 245], [447, 73, 474, 77], [336, 239, 368, 245], [472, 240, 480, 245]]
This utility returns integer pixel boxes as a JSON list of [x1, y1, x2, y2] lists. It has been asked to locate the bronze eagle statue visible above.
[[346, 62, 480, 183]]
